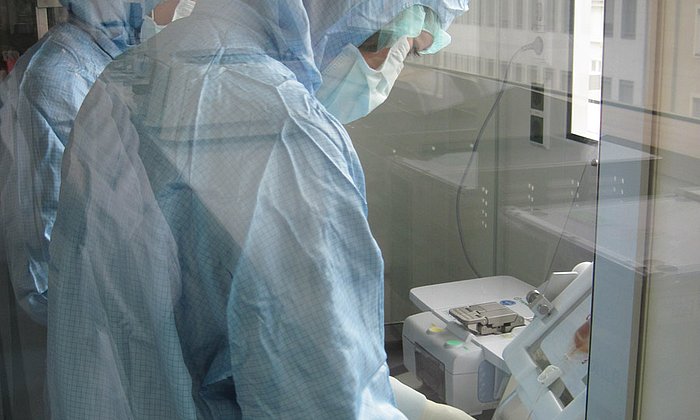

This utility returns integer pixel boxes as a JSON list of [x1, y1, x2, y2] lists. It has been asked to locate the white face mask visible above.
[[317, 36, 410, 124], [173, 0, 196, 21]]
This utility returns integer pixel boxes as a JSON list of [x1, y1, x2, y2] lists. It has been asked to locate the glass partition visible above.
[[4, 0, 699, 418], [348, 1, 599, 324], [349, 2, 602, 418], [589, 0, 700, 418]]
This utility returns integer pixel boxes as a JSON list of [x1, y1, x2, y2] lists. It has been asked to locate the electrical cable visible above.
[[455, 38, 542, 278], [539, 162, 591, 299]]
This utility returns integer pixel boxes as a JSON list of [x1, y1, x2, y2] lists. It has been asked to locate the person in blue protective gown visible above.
[[47, 0, 469, 418], [0, 0, 165, 326], [0, 1, 164, 418]]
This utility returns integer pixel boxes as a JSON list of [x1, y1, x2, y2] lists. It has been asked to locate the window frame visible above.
[[567, 0, 605, 144]]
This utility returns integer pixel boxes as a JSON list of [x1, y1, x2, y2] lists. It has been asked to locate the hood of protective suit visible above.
[[308, 0, 469, 68], [195, 0, 468, 93], [58, 0, 161, 50]]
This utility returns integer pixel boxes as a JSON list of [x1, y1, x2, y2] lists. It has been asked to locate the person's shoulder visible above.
[[187, 55, 314, 128], [277, 80, 348, 140], [269, 79, 360, 172], [27, 24, 96, 70], [20, 25, 106, 94]]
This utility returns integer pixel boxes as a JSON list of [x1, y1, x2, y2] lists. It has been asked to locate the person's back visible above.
[[0, 2, 164, 417], [0, 0, 158, 324], [48, 0, 468, 417]]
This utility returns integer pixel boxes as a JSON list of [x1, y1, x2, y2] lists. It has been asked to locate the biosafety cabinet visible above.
[[402, 262, 597, 419], [348, 0, 700, 418]]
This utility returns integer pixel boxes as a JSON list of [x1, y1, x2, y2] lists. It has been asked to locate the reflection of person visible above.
[[316, 5, 452, 124], [0, 0, 163, 325], [47, 0, 468, 417], [573, 316, 591, 354], [565, 315, 591, 366], [141, 0, 197, 40], [0, 2, 162, 418], [141, 0, 179, 39]]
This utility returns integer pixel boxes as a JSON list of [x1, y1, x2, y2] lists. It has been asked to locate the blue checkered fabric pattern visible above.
[[0, 13, 129, 325], [46, 0, 468, 418]]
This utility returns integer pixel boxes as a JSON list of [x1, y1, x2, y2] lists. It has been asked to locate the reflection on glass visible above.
[[1, 0, 698, 418], [350, 1, 600, 419], [570, 0, 604, 141], [589, 0, 700, 419], [351, 0, 598, 323], [2, 1, 473, 419]]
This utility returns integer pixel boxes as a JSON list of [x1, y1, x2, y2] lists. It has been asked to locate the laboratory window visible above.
[[621, 0, 637, 39], [514, 0, 525, 29], [530, 0, 543, 31], [561, 69, 572, 92], [486, 58, 496, 77], [559, 0, 571, 33], [467, 55, 478, 74], [483, 0, 496, 27], [465, 3, 476, 25], [500, 0, 511, 28], [604, 0, 615, 37], [514, 63, 524, 82], [544, 0, 556, 32], [544, 68, 555, 86], [602, 76, 613, 100], [528, 64, 539, 83], [692, 97, 700, 119], [619, 79, 634, 104], [695, 7, 700, 57], [473, 0, 481, 25], [501, 61, 510, 79]]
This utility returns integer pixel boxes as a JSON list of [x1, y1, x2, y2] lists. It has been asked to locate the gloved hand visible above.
[[390, 376, 475, 420], [421, 399, 475, 420]]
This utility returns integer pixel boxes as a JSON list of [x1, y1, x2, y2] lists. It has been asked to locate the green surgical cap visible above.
[[377, 5, 452, 55]]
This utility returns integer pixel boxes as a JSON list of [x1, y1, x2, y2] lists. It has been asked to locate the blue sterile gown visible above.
[[47, 0, 468, 418], [0, 0, 160, 325]]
